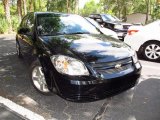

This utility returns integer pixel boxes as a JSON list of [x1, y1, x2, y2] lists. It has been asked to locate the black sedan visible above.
[[89, 14, 132, 40], [16, 12, 141, 102]]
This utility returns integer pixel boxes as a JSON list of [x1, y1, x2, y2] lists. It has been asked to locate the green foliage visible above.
[[10, 5, 17, 15], [47, 0, 76, 13], [80, 0, 102, 16], [0, 17, 9, 34], [11, 16, 19, 32], [152, 5, 160, 20], [0, 3, 4, 15], [48, 0, 66, 12]]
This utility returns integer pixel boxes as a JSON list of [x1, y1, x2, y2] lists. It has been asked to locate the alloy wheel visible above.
[[32, 66, 50, 93], [145, 44, 160, 60]]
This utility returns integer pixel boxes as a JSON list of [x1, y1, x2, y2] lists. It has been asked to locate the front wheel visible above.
[[143, 41, 160, 62], [30, 60, 51, 95]]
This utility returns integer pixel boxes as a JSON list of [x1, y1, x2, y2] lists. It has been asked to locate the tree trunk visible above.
[[17, 0, 22, 23], [122, 0, 127, 22], [3, 0, 12, 33], [117, 0, 121, 18], [47, 0, 50, 11], [67, 0, 69, 13], [33, 0, 36, 11], [75, 0, 79, 14], [23, 0, 27, 15], [29, 0, 33, 11], [145, 0, 150, 24], [39, 0, 42, 11]]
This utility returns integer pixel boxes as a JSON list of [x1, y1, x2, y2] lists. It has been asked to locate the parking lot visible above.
[[0, 34, 160, 120]]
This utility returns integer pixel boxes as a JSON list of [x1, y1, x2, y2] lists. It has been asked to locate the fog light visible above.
[[135, 62, 141, 69]]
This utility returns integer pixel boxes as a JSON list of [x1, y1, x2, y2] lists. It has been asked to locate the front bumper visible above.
[[54, 62, 141, 102]]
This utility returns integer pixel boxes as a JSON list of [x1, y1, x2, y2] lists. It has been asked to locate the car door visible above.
[[17, 13, 35, 63], [17, 14, 29, 56]]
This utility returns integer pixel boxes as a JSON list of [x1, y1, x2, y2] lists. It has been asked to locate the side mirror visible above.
[[37, 26, 43, 35], [96, 18, 103, 23], [18, 27, 30, 34]]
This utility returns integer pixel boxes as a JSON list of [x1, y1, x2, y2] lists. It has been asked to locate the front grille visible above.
[[65, 76, 138, 102], [91, 57, 133, 76]]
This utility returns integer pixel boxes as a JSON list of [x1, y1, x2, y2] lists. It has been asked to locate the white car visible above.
[[124, 20, 160, 62], [85, 17, 119, 39]]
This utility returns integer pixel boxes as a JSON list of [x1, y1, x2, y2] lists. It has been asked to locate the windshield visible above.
[[37, 14, 100, 36], [101, 14, 120, 22]]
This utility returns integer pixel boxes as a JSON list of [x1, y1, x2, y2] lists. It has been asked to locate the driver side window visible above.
[[19, 14, 34, 35]]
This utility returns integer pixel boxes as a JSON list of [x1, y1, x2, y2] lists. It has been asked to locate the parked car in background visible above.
[[89, 14, 132, 40], [85, 17, 118, 39], [124, 20, 160, 62], [16, 12, 141, 102]]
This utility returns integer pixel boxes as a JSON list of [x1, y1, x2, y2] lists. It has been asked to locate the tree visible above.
[[145, 0, 150, 24], [2, 0, 12, 32], [74, 0, 79, 14], [17, 0, 22, 22], [80, 0, 102, 16], [23, 0, 27, 15], [28, 0, 33, 11], [47, 0, 76, 13], [38, 0, 42, 11], [100, 0, 133, 19], [67, 0, 69, 13]]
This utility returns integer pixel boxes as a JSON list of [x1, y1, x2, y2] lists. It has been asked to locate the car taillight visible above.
[[128, 30, 139, 35]]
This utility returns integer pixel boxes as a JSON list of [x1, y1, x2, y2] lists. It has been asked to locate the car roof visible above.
[[28, 12, 73, 16]]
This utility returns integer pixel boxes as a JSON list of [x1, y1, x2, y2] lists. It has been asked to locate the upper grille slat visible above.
[[91, 57, 133, 75]]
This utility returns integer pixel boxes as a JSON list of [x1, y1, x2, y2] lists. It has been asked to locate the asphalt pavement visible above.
[[0, 104, 24, 120], [0, 34, 160, 120]]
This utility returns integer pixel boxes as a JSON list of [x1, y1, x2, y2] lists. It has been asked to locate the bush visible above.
[[0, 17, 8, 34], [152, 5, 160, 20]]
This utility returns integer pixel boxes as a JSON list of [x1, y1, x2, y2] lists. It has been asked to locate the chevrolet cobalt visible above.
[[16, 12, 141, 102]]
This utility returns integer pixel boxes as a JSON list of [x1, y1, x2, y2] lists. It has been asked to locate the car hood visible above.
[[40, 34, 134, 63]]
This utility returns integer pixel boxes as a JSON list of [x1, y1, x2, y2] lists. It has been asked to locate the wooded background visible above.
[[0, 0, 160, 33]]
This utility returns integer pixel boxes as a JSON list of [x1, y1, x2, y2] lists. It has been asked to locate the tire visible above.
[[143, 41, 160, 62], [16, 41, 23, 58], [29, 60, 52, 95]]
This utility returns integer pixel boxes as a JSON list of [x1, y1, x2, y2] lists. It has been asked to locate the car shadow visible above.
[[137, 54, 160, 63], [101, 78, 160, 120]]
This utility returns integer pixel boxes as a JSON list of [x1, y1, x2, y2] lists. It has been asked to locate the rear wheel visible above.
[[30, 60, 51, 95], [143, 41, 160, 62]]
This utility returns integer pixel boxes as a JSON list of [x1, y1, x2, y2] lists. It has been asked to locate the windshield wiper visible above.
[[39, 32, 90, 36], [67, 32, 90, 35]]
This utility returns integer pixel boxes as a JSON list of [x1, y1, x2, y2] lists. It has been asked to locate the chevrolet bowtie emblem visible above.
[[115, 64, 122, 69]]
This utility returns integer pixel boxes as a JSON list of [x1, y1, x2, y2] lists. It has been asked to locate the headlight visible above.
[[51, 55, 89, 76], [132, 52, 138, 63], [114, 24, 123, 29]]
